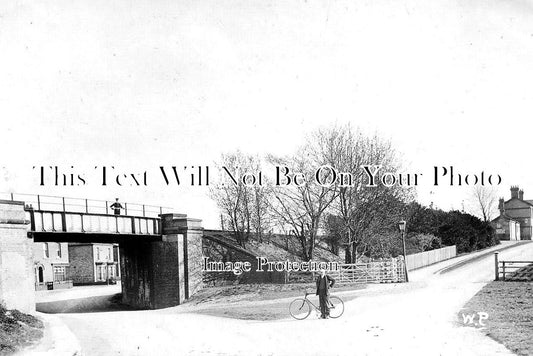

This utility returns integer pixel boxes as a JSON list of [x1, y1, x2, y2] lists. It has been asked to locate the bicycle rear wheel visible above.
[[289, 298, 311, 320], [328, 296, 344, 318]]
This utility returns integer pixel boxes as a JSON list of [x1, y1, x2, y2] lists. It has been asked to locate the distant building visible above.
[[68, 243, 120, 285], [491, 186, 532, 240], [33, 242, 73, 290], [492, 213, 521, 241]]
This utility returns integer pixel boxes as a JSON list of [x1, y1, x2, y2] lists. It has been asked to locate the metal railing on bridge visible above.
[[1, 193, 173, 236], [0, 192, 172, 218], [29, 210, 161, 235]]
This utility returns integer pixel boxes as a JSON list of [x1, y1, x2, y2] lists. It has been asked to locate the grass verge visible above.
[[183, 283, 364, 320], [0, 306, 43, 355], [460, 281, 533, 356]]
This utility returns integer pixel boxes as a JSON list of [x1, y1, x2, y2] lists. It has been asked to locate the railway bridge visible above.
[[0, 194, 203, 313]]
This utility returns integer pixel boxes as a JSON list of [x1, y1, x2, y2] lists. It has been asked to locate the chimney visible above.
[[498, 198, 505, 215], [519, 189, 524, 200], [511, 186, 519, 199]]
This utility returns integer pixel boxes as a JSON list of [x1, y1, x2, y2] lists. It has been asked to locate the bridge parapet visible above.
[[1, 192, 172, 218], [28, 209, 160, 236]]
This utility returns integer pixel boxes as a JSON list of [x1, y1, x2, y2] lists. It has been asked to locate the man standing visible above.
[[110, 198, 124, 215], [316, 268, 335, 319]]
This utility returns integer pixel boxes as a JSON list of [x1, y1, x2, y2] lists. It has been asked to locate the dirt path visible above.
[[39, 242, 533, 355]]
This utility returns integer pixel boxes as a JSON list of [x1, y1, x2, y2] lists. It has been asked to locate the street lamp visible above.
[[398, 220, 409, 282]]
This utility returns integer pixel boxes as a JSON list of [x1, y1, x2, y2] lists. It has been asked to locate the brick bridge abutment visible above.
[[0, 200, 34, 313], [120, 213, 204, 309], [0, 200, 204, 312]]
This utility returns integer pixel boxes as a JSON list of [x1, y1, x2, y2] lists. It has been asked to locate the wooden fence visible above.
[[494, 252, 533, 281], [405, 245, 457, 271], [284, 246, 457, 285], [286, 257, 406, 284], [332, 258, 406, 284]]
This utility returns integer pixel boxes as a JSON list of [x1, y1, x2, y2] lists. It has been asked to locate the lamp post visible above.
[[398, 220, 409, 282]]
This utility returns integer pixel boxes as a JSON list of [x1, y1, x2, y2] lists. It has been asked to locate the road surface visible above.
[[23, 242, 533, 356]]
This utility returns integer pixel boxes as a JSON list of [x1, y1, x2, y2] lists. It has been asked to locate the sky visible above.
[[1, 0, 533, 228]]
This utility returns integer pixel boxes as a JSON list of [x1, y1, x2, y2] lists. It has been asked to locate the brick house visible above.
[[33, 242, 73, 290], [492, 212, 521, 241], [491, 186, 532, 240], [68, 243, 120, 285]]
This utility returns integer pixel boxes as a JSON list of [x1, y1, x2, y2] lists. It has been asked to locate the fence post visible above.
[[61, 212, 67, 232], [29, 209, 35, 231], [502, 261, 506, 281], [494, 252, 499, 281]]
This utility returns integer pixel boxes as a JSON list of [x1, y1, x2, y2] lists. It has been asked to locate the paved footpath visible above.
[[20, 241, 532, 356]]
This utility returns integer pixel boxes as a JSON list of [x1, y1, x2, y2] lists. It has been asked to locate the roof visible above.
[[491, 214, 519, 223], [504, 197, 533, 207]]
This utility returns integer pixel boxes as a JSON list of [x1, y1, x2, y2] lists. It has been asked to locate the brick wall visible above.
[[0, 200, 35, 313], [120, 240, 182, 309], [120, 241, 153, 308], [68, 244, 95, 284], [152, 241, 181, 306], [187, 231, 203, 297], [120, 214, 205, 309]]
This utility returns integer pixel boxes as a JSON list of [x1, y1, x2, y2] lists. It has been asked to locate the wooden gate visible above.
[[331, 257, 406, 284], [285, 257, 407, 284]]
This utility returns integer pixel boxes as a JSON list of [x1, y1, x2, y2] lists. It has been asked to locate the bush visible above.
[[406, 233, 442, 254], [406, 203, 496, 254], [0, 305, 43, 355]]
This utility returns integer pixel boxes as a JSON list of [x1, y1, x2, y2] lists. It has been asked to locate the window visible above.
[[96, 247, 100, 260], [53, 266, 66, 282], [56, 243, 62, 258], [43, 243, 49, 258], [96, 265, 106, 281], [37, 266, 44, 283]]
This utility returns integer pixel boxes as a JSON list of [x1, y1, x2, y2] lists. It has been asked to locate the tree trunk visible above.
[[344, 245, 352, 263]]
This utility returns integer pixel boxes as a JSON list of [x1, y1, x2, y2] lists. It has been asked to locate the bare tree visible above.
[[251, 170, 273, 243], [313, 124, 413, 262], [209, 151, 272, 247], [468, 186, 498, 222], [267, 143, 338, 261]]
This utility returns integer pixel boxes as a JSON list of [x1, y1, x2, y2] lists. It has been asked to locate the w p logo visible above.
[[460, 312, 488, 327]]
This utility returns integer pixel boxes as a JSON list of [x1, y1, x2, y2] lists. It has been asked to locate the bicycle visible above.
[[289, 290, 344, 320]]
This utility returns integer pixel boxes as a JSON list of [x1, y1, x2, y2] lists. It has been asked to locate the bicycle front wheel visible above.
[[328, 296, 344, 318], [289, 298, 311, 320]]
